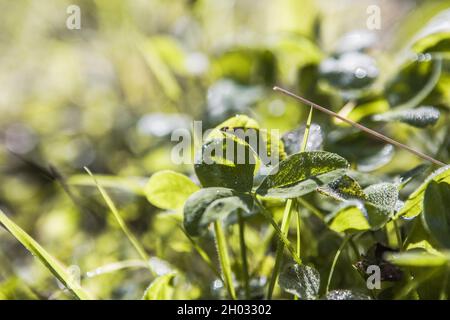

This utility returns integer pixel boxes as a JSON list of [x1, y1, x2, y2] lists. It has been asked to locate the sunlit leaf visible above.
[[328, 201, 390, 233], [396, 165, 450, 219], [412, 9, 450, 53], [364, 183, 399, 212], [256, 151, 349, 199], [142, 272, 176, 300], [385, 251, 450, 267], [145, 170, 200, 210], [318, 175, 366, 201]]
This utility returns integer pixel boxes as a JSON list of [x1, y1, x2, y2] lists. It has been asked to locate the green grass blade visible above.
[[326, 235, 350, 294], [0, 209, 92, 300], [266, 106, 313, 299], [267, 199, 294, 299], [214, 221, 237, 300], [179, 226, 223, 281], [84, 167, 155, 276], [238, 210, 250, 299]]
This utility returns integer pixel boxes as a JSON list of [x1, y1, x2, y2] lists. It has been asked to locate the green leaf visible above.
[[256, 151, 349, 199], [68, 174, 146, 195], [328, 203, 371, 233], [211, 115, 287, 163], [422, 181, 450, 248], [364, 183, 399, 212], [0, 210, 92, 300], [317, 175, 366, 201], [385, 251, 450, 267], [142, 272, 176, 300], [372, 106, 440, 128], [319, 52, 378, 90], [396, 165, 450, 219], [194, 136, 256, 192], [328, 201, 390, 233], [278, 264, 320, 300], [145, 170, 199, 210], [214, 114, 260, 131], [324, 290, 371, 300], [412, 9, 450, 53], [183, 187, 253, 237]]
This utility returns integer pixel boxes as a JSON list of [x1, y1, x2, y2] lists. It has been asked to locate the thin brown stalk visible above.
[[273, 86, 446, 167]]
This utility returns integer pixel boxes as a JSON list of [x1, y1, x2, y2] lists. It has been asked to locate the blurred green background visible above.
[[0, 0, 449, 299]]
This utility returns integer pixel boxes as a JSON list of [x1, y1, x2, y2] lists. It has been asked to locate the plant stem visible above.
[[214, 221, 237, 300], [393, 220, 403, 251], [85, 167, 155, 277], [326, 235, 351, 294], [255, 200, 301, 265], [266, 199, 294, 299], [300, 105, 313, 152], [238, 211, 250, 299], [179, 226, 223, 281]]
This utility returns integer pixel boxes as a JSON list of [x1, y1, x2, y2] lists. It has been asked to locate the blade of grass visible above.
[[214, 221, 237, 300], [266, 105, 313, 299], [256, 200, 302, 266], [326, 235, 351, 294], [69, 174, 146, 195], [0, 209, 92, 300], [84, 167, 155, 276], [86, 260, 149, 278], [266, 198, 294, 299], [237, 210, 250, 299], [273, 86, 447, 167], [179, 226, 223, 281]]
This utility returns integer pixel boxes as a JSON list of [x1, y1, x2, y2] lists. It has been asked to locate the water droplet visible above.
[[354, 67, 367, 79]]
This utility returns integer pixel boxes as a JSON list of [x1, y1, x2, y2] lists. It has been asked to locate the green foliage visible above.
[[145, 170, 199, 210], [256, 151, 349, 198], [386, 251, 450, 267], [1, 0, 450, 301], [372, 106, 440, 128], [0, 210, 91, 300], [142, 273, 176, 300], [183, 188, 253, 237], [194, 136, 256, 192], [422, 181, 450, 248], [396, 165, 450, 219], [278, 264, 320, 300], [318, 175, 366, 201]]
